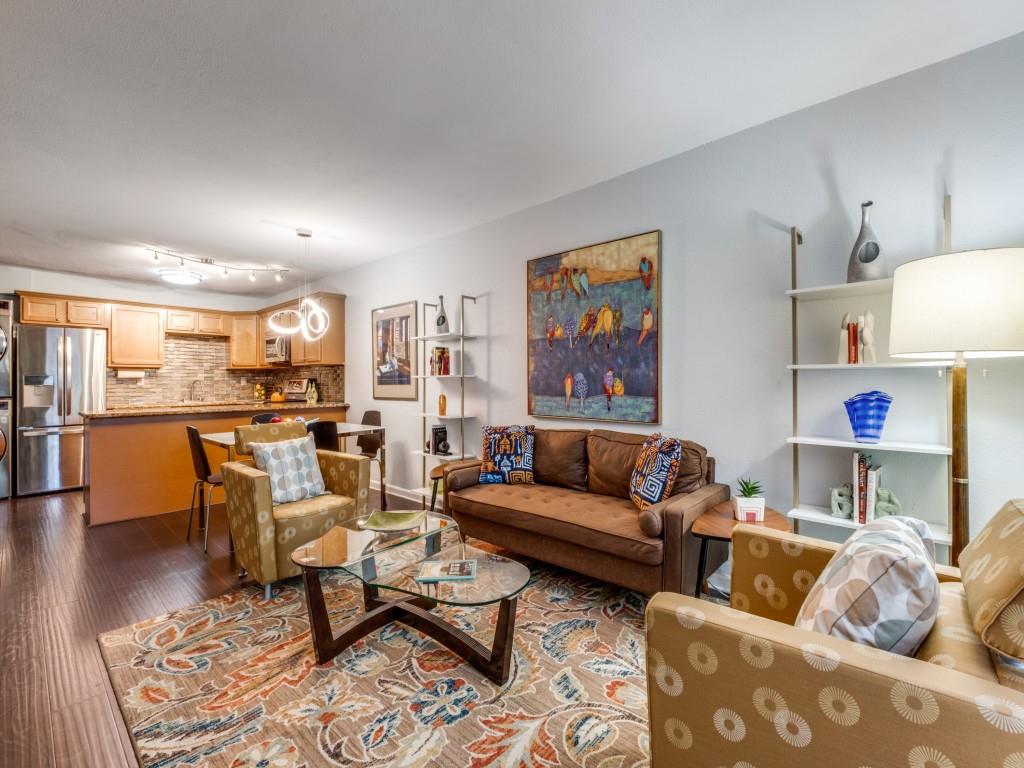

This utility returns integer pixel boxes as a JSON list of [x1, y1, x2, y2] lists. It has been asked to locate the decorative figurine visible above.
[[830, 484, 854, 519], [874, 487, 903, 518], [847, 201, 887, 283], [861, 310, 877, 363], [838, 313, 851, 364], [438, 392, 447, 417]]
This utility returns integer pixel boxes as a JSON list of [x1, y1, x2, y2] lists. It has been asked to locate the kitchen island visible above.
[[82, 401, 349, 525]]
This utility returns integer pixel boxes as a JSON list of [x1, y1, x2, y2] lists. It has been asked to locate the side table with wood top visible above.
[[691, 500, 790, 598]]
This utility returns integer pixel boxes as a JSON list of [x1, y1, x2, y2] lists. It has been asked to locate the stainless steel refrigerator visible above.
[[16, 325, 106, 495]]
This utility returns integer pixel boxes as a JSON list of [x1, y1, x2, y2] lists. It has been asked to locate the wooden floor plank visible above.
[[0, 654, 52, 768], [51, 694, 132, 768]]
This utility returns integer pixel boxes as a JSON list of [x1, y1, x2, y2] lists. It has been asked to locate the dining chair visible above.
[[251, 412, 279, 424], [306, 420, 339, 451], [185, 425, 224, 553], [356, 410, 386, 509]]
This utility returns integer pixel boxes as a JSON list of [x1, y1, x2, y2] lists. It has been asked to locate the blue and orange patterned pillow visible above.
[[629, 433, 682, 510], [479, 425, 535, 484]]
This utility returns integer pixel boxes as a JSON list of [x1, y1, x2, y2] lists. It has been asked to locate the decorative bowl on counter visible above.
[[843, 390, 893, 443]]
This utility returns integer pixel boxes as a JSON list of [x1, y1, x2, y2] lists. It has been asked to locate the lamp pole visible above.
[[950, 350, 968, 560]]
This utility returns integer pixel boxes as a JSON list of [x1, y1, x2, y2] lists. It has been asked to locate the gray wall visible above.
[[310, 34, 1024, 534]]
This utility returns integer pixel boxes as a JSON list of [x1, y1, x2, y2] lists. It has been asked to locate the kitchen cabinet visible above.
[[66, 299, 107, 327], [166, 309, 197, 333], [296, 294, 345, 365], [197, 312, 227, 335], [109, 304, 166, 368], [21, 295, 66, 324], [229, 314, 259, 368]]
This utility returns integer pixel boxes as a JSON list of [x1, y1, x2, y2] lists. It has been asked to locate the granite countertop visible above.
[[82, 401, 350, 419]]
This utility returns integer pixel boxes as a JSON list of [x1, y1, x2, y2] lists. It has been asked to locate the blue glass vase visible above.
[[844, 390, 893, 443]]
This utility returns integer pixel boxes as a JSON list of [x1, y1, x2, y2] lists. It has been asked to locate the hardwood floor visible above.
[[0, 489, 402, 768]]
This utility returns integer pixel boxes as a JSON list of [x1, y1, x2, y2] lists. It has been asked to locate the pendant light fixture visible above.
[[267, 229, 330, 342]]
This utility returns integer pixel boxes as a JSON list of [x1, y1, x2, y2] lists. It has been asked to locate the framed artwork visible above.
[[527, 230, 661, 423], [371, 301, 418, 400]]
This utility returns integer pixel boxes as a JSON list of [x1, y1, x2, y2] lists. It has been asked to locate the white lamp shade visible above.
[[889, 248, 1024, 359]]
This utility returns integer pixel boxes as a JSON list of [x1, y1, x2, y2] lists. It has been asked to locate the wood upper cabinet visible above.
[[109, 304, 165, 368], [229, 314, 259, 367], [295, 294, 345, 366], [66, 299, 107, 327], [166, 309, 197, 333], [21, 294, 66, 324], [197, 312, 227, 335]]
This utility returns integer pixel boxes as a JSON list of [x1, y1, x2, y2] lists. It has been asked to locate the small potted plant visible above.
[[734, 478, 766, 522]]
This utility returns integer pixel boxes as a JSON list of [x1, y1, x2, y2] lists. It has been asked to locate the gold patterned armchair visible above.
[[221, 422, 370, 599], [646, 516, 1024, 767]]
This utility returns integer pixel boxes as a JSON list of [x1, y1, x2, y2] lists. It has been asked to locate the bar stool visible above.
[[355, 410, 386, 509], [306, 420, 339, 451], [251, 412, 280, 424], [185, 425, 223, 553]]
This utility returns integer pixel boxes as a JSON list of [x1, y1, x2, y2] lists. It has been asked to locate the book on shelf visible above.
[[415, 559, 477, 582], [851, 451, 881, 525], [865, 466, 881, 523]]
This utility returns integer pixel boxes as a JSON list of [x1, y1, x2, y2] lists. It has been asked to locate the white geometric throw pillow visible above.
[[794, 516, 940, 657], [250, 434, 326, 504]]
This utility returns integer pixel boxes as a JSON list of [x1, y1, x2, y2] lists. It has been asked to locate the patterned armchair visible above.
[[646, 521, 1024, 767], [221, 422, 370, 599]]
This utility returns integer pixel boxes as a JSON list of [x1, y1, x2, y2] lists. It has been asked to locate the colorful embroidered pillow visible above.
[[629, 433, 682, 511], [250, 434, 326, 504], [479, 425, 535, 485], [795, 516, 940, 656]]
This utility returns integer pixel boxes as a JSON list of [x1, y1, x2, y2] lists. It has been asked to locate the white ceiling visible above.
[[2, 2, 1023, 295]]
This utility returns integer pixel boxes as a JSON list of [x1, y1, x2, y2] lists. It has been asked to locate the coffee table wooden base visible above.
[[301, 567, 517, 685]]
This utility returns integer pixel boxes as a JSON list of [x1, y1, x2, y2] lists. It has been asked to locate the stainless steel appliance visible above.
[[263, 334, 290, 364], [0, 400, 11, 499], [283, 377, 316, 401], [16, 325, 107, 495], [0, 298, 13, 397]]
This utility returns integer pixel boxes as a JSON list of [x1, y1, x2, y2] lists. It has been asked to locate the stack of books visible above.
[[852, 451, 882, 525]]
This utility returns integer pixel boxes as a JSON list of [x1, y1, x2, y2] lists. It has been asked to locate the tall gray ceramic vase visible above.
[[847, 201, 886, 283]]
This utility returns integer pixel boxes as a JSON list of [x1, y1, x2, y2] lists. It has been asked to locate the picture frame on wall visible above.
[[527, 230, 661, 424], [372, 301, 418, 400]]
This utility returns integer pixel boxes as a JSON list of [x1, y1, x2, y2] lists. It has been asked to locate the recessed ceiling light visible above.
[[158, 267, 203, 286], [249, 270, 256, 282]]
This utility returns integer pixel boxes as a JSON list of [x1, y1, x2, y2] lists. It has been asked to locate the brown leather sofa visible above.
[[444, 428, 728, 594]]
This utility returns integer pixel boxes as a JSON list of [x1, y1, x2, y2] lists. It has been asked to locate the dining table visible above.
[[200, 420, 388, 509]]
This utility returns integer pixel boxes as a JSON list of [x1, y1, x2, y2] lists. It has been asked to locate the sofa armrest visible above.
[[646, 591, 1024, 768], [658, 482, 729, 595], [316, 450, 370, 516], [443, 463, 482, 515], [222, 460, 277, 585]]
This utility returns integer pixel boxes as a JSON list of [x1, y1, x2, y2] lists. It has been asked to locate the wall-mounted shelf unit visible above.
[[413, 295, 482, 502], [787, 227, 952, 559]]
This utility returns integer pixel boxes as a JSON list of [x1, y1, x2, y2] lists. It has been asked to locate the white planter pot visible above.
[[733, 495, 766, 522]]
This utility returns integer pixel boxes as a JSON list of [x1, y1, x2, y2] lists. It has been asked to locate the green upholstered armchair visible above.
[[221, 422, 370, 598]]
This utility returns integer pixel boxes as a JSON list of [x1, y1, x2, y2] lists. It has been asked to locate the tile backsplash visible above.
[[104, 335, 344, 409]]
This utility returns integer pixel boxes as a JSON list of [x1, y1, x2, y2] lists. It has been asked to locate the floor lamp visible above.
[[890, 248, 1024, 561]]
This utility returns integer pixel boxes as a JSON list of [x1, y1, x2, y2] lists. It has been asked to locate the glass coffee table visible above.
[[291, 511, 530, 684]]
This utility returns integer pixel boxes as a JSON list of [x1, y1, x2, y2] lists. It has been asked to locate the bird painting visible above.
[[590, 301, 614, 349], [602, 368, 615, 411], [543, 271, 554, 302], [569, 268, 582, 298], [563, 313, 577, 349], [563, 373, 573, 409], [560, 267, 571, 299], [578, 269, 590, 297], [545, 314, 556, 349], [639, 256, 654, 290], [573, 373, 588, 410], [575, 305, 596, 346], [611, 306, 623, 346], [637, 307, 654, 346]]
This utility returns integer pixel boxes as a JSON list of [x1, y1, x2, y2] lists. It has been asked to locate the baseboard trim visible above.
[[369, 480, 426, 505]]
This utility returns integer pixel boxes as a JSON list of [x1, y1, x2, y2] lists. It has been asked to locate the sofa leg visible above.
[[264, 583, 273, 601]]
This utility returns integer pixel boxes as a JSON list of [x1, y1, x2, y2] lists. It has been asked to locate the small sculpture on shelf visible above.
[[847, 200, 887, 283], [837, 310, 877, 365], [830, 484, 854, 519], [438, 392, 447, 417], [435, 296, 450, 335], [874, 487, 903, 518], [861, 310, 877, 363]]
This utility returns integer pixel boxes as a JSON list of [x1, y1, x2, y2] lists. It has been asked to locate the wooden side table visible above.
[[690, 501, 790, 598]]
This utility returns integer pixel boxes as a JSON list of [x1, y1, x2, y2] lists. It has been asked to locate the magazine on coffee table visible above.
[[415, 559, 477, 582]]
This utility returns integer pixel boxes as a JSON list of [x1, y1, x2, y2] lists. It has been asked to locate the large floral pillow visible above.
[[250, 434, 326, 504], [795, 516, 939, 656], [479, 425, 535, 485], [629, 433, 682, 511]]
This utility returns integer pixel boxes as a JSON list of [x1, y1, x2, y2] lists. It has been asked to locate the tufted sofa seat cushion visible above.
[[916, 581, 998, 683], [448, 482, 663, 565]]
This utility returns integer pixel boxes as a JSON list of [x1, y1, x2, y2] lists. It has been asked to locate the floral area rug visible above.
[[99, 546, 651, 767]]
